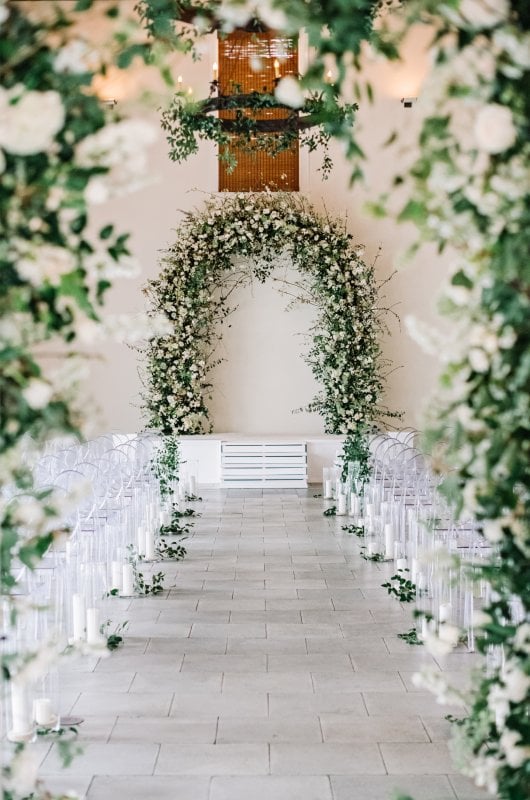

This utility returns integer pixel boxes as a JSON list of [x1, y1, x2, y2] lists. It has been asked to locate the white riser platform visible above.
[[221, 442, 307, 488]]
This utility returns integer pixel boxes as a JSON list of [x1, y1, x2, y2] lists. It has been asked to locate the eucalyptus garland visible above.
[[144, 192, 395, 469]]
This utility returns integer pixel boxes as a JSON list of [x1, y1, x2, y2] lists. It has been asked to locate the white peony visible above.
[[0, 86, 65, 155], [23, 378, 53, 410], [459, 0, 509, 29], [474, 104, 517, 154], [17, 243, 76, 286], [275, 75, 305, 109]]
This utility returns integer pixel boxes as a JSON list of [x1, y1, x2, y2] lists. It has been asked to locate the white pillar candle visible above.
[[324, 480, 333, 499], [439, 602, 453, 624], [72, 593, 85, 641], [178, 480, 186, 500], [393, 540, 400, 561], [144, 527, 156, 561], [10, 681, 32, 738], [121, 563, 135, 596], [411, 557, 419, 583], [33, 698, 54, 727], [421, 616, 429, 640], [336, 494, 347, 516], [349, 493, 359, 516], [384, 523, 394, 560], [137, 524, 145, 557], [396, 558, 408, 572], [111, 561, 122, 591], [86, 607, 100, 645], [367, 542, 378, 556], [365, 503, 374, 519], [188, 475, 197, 495]]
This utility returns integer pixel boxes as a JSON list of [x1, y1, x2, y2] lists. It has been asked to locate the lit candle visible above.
[[384, 523, 394, 560], [121, 563, 135, 596], [325, 69, 333, 84], [187, 86, 193, 96], [273, 58, 280, 79], [10, 681, 32, 739], [212, 61, 218, 81], [177, 75, 183, 89], [33, 698, 54, 727], [72, 593, 85, 641], [439, 602, 453, 624], [336, 493, 347, 516], [324, 479, 333, 499], [86, 607, 100, 645], [111, 561, 122, 592]]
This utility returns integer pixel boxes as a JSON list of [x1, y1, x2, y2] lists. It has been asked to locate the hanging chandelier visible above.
[[159, 23, 357, 178]]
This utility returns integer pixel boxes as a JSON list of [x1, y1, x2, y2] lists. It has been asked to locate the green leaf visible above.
[[100, 224, 114, 240], [74, 0, 94, 9], [117, 43, 151, 69]]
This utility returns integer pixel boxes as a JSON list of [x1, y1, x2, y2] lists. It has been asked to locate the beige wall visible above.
[[86, 24, 449, 435]]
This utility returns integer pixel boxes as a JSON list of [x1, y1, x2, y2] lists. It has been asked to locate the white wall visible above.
[[84, 23, 450, 435]]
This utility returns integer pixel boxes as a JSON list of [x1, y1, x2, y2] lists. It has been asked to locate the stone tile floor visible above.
[[41, 489, 489, 800]]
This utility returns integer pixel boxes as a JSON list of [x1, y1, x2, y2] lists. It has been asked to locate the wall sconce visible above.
[[401, 97, 417, 109]]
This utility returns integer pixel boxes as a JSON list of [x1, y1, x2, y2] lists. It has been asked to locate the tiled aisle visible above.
[[42, 489, 487, 800]]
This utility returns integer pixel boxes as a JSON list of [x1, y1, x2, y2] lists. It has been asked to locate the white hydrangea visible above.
[[0, 86, 64, 155], [54, 39, 97, 73]]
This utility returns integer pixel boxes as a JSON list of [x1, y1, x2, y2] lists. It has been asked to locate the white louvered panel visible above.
[[221, 442, 307, 488]]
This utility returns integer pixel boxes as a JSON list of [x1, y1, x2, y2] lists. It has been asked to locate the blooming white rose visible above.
[[459, 0, 509, 29], [23, 378, 53, 410], [275, 75, 304, 109], [0, 87, 65, 155], [474, 104, 517, 154]]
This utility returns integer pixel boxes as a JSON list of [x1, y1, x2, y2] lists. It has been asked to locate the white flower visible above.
[[85, 177, 110, 205], [13, 495, 46, 527], [0, 2, 9, 25], [474, 104, 517, 154], [16, 243, 76, 287], [23, 379, 53, 410], [0, 86, 65, 155], [483, 518, 505, 543], [54, 39, 96, 73], [502, 661, 530, 703], [275, 75, 304, 109], [468, 347, 489, 373], [488, 682, 510, 728], [216, 0, 253, 30], [459, 0, 509, 28], [4, 744, 40, 797], [500, 729, 530, 768]]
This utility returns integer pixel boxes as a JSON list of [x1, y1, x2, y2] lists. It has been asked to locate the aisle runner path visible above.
[[42, 489, 486, 800]]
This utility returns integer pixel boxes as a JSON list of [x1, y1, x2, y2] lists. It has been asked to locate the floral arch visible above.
[[144, 193, 392, 467]]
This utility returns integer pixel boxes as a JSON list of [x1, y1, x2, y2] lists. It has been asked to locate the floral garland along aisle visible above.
[[0, 2, 170, 798], [144, 192, 395, 473]]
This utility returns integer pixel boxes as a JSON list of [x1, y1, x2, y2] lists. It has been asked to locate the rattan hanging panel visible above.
[[218, 30, 299, 192]]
